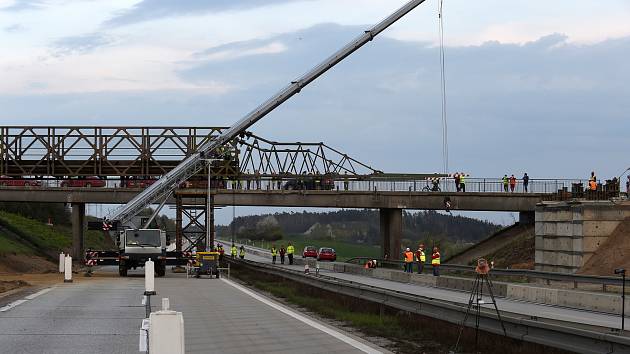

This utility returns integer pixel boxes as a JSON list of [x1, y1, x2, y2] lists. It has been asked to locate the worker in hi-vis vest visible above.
[[230, 244, 237, 259], [431, 246, 441, 276], [287, 242, 295, 265], [415, 244, 426, 274], [270, 245, 277, 264]]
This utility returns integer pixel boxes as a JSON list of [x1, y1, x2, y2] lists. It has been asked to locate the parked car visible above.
[[60, 176, 106, 188], [302, 246, 318, 258], [0, 176, 41, 187], [317, 247, 337, 262], [121, 177, 157, 188]]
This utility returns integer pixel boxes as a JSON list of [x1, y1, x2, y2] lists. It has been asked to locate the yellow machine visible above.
[[191, 251, 220, 278]]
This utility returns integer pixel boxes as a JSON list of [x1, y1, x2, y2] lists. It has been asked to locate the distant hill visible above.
[[217, 210, 501, 246]]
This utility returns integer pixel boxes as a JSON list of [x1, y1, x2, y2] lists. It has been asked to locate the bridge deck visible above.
[[0, 187, 549, 211]]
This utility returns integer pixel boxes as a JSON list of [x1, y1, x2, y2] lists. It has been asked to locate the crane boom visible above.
[[107, 0, 428, 226]]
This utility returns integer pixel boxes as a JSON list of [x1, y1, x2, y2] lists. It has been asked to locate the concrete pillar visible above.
[[519, 211, 535, 225], [71, 203, 85, 259], [380, 208, 402, 259]]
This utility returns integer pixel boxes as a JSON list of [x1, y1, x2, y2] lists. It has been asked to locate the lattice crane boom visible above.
[[107, 0, 428, 226]]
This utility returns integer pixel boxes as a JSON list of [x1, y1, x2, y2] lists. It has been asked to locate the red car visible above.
[[317, 247, 337, 262], [0, 176, 41, 187], [122, 178, 157, 188], [60, 176, 106, 188], [302, 246, 318, 258]]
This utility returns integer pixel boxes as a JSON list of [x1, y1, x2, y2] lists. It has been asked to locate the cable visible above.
[[438, 0, 449, 175]]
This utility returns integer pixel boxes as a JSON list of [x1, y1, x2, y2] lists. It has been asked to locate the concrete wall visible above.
[[535, 201, 630, 273]]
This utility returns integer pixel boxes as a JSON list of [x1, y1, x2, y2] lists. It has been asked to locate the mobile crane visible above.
[[87, 0, 430, 274]]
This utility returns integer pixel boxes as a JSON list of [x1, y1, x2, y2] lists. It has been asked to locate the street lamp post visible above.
[[205, 159, 219, 252], [615, 268, 626, 331]]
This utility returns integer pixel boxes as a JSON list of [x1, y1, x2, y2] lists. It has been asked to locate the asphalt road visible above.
[[239, 249, 627, 331], [0, 269, 387, 354]]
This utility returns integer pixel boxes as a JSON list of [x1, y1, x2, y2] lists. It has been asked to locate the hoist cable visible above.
[[438, 0, 449, 174]]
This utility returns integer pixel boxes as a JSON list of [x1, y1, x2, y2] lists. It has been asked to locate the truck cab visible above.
[[117, 229, 167, 277]]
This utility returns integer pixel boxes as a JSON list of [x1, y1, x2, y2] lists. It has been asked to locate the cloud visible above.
[[105, 0, 313, 27], [0, 0, 43, 12], [3, 24, 25, 33], [50, 33, 115, 56]]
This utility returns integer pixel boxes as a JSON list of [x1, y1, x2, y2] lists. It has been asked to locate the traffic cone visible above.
[[304, 263, 310, 274]]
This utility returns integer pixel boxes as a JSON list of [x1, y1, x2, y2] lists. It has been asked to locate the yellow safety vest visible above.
[[231, 247, 237, 256], [239, 248, 245, 256], [432, 252, 441, 265], [417, 250, 426, 262], [287, 245, 295, 254], [271, 248, 277, 256]]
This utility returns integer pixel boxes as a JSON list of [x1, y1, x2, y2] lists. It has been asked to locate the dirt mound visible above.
[[0, 280, 29, 294], [578, 217, 630, 276], [0, 255, 56, 274]]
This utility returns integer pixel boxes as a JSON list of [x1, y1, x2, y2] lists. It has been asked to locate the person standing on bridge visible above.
[[239, 245, 245, 259], [218, 244, 225, 263], [271, 245, 278, 264], [523, 173, 530, 192], [279, 245, 286, 265], [343, 172, 349, 191], [230, 244, 237, 259], [509, 174, 517, 192], [287, 242, 295, 265], [403, 248, 414, 273], [415, 244, 426, 274], [459, 173, 466, 192], [502, 175, 509, 192], [431, 247, 441, 276], [454, 173, 461, 192]]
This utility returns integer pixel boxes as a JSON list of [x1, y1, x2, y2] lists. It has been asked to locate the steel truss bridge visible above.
[[0, 126, 379, 178]]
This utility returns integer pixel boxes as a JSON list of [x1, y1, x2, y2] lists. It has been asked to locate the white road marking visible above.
[[24, 287, 52, 300], [222, 278, 382, 354], [0, 287, 53, 312], [0, 299, 28, 312]]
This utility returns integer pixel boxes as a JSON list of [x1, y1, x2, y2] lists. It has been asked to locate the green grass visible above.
[[0, 211, 115, 256], [243, 234, 380, 261], [0, 211, 71, 252], [0, 232, 32, 255]]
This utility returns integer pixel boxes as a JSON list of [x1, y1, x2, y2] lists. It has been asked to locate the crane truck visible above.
[[84, 0, 430, 275]]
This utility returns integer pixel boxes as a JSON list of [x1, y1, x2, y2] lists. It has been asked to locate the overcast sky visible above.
[[2, 0, 629, 224]]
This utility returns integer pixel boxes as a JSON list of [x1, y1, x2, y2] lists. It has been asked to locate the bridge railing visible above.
[[1, 176, 620, 200]]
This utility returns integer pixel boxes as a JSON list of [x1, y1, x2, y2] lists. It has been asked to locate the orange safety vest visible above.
[[432, 252, 441, 265], [589, 180, 597, 190], [404, 251, 414, 263]]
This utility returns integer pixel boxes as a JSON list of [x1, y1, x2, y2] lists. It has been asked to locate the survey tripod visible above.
[[454, 259, 507, 352]]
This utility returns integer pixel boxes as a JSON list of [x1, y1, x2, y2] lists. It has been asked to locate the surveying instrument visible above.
[[454, 258, 507, 352]]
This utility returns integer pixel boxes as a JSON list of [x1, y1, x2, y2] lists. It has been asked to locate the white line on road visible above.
[[221, 278, 383, 354], [0, 299, 28, 312], [24, 287, 52, 300], [0, 287, 53, 312]]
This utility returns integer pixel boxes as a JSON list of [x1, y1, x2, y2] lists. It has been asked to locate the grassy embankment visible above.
[[0, 211, 113, 256]]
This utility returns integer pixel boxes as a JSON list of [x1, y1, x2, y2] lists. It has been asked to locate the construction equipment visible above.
[[189, 252, 220, 279], [103, 0, 430, 229]]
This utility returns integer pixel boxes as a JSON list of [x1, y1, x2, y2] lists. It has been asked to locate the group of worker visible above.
[[214, 243, 245, 262], [501, 173, 529, 192], [403, 244, 441, 276], [270, 242, 295, 265]]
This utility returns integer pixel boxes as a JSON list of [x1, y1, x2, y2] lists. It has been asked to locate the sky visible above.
[[1, 0, 629, 224]]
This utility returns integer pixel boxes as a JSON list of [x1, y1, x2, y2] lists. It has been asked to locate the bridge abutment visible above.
[[535, 200, 630, 273], [71, 203, 85, 259], [519, 211, 535, 225], [380, 208, 402, 259]]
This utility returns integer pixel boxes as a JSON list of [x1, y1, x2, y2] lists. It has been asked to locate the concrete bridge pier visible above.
[[71, 203, 85, 259], [380, 208, 402, 259]]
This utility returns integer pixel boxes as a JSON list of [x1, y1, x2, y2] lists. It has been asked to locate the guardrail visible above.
[[0, 176, 620, 197], [346, 257, 625, 290], [231, 258, 630, 354]]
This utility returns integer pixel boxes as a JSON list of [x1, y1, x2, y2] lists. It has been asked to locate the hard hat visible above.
[[406, 247, 410, 251]]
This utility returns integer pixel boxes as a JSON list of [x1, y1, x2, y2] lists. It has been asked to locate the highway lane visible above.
[[238, 249, 628, 331], [0, 269, 387, 354]]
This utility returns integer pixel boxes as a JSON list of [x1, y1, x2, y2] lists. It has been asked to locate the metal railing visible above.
[[346, 257, 626, 289]]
